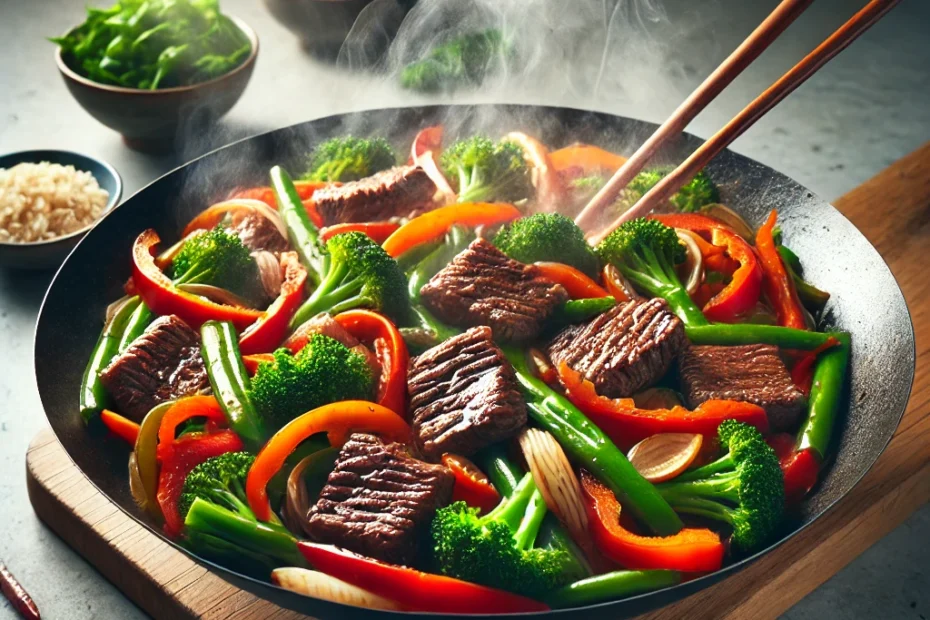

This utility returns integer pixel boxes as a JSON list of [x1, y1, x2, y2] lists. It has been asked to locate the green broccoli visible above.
[[301, 136, 397, 183], [493, 213, 600, 277], [181, 453, 306, 576], [289, 231, 411, 328], [596, 218, 708, 327], [657, 420, 785, 552], [249, 335, 374, 431], [616, 168, 719, 213], [440, 136, 533, 204], [400, 29, 511, 93], [171, 225, 263, 305], [431, 472, 576, 599]]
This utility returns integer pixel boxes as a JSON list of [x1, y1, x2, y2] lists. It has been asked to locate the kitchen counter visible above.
[[1, 0, 928, 618]]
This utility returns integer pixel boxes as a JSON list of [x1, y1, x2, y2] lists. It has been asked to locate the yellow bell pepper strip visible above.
[[100, 409, 140, 445], [133, 402, 174, 523], [755, 210, 807, 329], [382, 203, 521, 258], [131, 229, 263, 331], [246, 401, 411, 522], [533, 262, 609, 299], [550, 144, 627, 175], [239, 253, 308, 355]]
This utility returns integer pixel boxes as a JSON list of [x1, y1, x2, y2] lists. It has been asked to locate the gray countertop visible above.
[[1, 0, 929, 618]]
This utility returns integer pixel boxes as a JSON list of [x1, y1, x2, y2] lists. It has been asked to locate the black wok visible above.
[[34, 105, 915, 618]]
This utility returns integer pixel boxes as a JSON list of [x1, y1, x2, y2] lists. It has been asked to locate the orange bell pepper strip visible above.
[[550, 144, 627, 175], [297, 542, 549, 614], [557, 363, 768, 448], [242, 353, 275, 375], [533, 262, 609, 299], [246, 401, 411, 522], [320, 221, 401, 244], [131, 230, 263, 331], [505, 132, 565, 210], [333, 310, 410, 417], [756, 210, 807, 329], [580, 471, 724, 572], [442, 454, 501, 514], [239, 253, 308, 355], [100, 409, 140, 444], [382, 203, 521, 257]]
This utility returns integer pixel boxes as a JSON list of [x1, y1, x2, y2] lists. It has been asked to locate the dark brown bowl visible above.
[[55, 16, 258, 154], [262, 0, 378, 58]]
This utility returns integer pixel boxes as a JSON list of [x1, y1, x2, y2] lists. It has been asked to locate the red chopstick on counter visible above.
[[0, 562, 40, 620]]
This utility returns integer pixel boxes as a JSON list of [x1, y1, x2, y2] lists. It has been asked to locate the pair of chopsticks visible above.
[[576, 0, 901, 243]]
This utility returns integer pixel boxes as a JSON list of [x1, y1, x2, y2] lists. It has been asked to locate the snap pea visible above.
[[117, 302, 155, 352], [685, 324, 845, 350], [797, 331, 852, 459], [270, 166, 326, 285], [79, 297, 142, 423], [545, 569, 681, 608], [200, 320, 266, 452]]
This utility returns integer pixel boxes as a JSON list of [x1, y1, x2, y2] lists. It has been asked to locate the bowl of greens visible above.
[[53, 0, 258, 153]]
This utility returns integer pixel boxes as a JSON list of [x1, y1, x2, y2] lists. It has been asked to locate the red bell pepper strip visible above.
[[533, 262, 609, 299], [156, 396, 228, 460], [790, 336, 841, 395], [246, 401, 411, 522], [756, 210, 807, 329], [320, 222, 401, 244], [333, 310, 409, 417], [557, 363, 768, 448], [382, 203, 521, 257], [100, 409, 140, 444], [550, 144, 627, 175], [242, 353, 275, 375], [441, 454, 501, 514], [766, 433, 820, 506], [297, 542, 549, 613], [651, 214, 762, 323], [239, 253, 308, 355], [581, 471, 724, 572], [131, 230, 263, 331]]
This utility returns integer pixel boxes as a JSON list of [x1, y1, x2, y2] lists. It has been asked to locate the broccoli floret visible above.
[[179, 451, 255, 520], [616, 168, 719, 213], [440, 136, 533, 204], [657, 420, 785, 552], [400, 29, 511, 93], [302, 136, 397, 183], [171, 225, 263, 305], [431, 472, 576, 599], [493, 213, 600, 277], [289, 232, 411, 328], [566, 174, 607, 205], [249, 335, 374, 431], [596, 218, 708, 326]]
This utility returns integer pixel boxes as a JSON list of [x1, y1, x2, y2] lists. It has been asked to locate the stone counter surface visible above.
[[1, 0, 928, 618]]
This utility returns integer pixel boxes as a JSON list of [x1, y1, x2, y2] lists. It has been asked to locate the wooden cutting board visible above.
[[26, 143, 930, 619]]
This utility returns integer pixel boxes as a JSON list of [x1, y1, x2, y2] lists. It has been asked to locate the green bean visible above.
[[79, 297, 141, 422], [117, 302, 155, 352], [797, 332, 851, 459], [685, 324, 845, 350], [551, 297, 616, 327], [545, 570, 681, 608], [271, 166, 326, 285]]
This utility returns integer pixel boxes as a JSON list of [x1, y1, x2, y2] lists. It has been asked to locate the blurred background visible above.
[[1, 0, 928, 618]]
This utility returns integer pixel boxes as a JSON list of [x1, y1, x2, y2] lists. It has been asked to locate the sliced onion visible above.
[[505, 131, 564, 212], [128, 452, 148, 511], [518, 427, 589, 546], [627, 433, 703, 483], [602, 264, 638, 302], [272, 567, 401, 611], [283, 454, 315, 538], [632, 387, 684, 410], [176, 283, 256, 309], [700, 204, 755, 241], [528, 348, 555, 383], [184, 198, 288, 241], [253, 250, 283, 299], [676, 229, 705, 297]]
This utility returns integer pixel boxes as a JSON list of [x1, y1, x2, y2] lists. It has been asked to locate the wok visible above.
[[34, 105, 915, 618]]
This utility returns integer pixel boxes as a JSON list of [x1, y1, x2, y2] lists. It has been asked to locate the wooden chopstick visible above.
[[588, 0, 901, 244], [573, 0, 815, 233]]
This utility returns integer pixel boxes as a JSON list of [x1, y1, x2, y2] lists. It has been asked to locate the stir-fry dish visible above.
[[80, 126, 849, 612]]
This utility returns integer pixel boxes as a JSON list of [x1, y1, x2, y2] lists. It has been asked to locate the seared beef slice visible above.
[[99, 315, 209, 421], [408, 327, 527, 460], [679, 344, 805, 431], [312, 165, 437, 225], [419, 238, 569, 342], [306, 433, 453, 565], [547, 298, 687, 398], [229, 212, 289, 253]]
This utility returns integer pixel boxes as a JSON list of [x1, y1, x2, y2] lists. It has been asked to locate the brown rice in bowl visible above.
[[0, 161, 109, 243]]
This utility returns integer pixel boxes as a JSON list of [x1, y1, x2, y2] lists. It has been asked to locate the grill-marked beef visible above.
[[305, 433, 453, 565], [228, 212, 290, 253], [99, 315, 209, 421], [312, 165, 437, 226], [408, 327, 527, 460], [679, 344, 805, 431], [547, 298, 686, 398], [419, 239, 569, 343]]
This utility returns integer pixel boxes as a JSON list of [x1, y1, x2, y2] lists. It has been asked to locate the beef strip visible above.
[[284, 313, 381, 376], [305, 433, 454, 565], [678, 344, 806, 431], [419, 238, 569, 343], [312, 165, 438, 226], [98, 315, 209, 421], [228, 212, 289, 253], [547, 297, 687, 398], [408, 327, 527, 460]]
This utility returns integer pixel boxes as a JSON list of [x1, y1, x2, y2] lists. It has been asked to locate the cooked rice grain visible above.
[[0, 162, 109, 243]]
